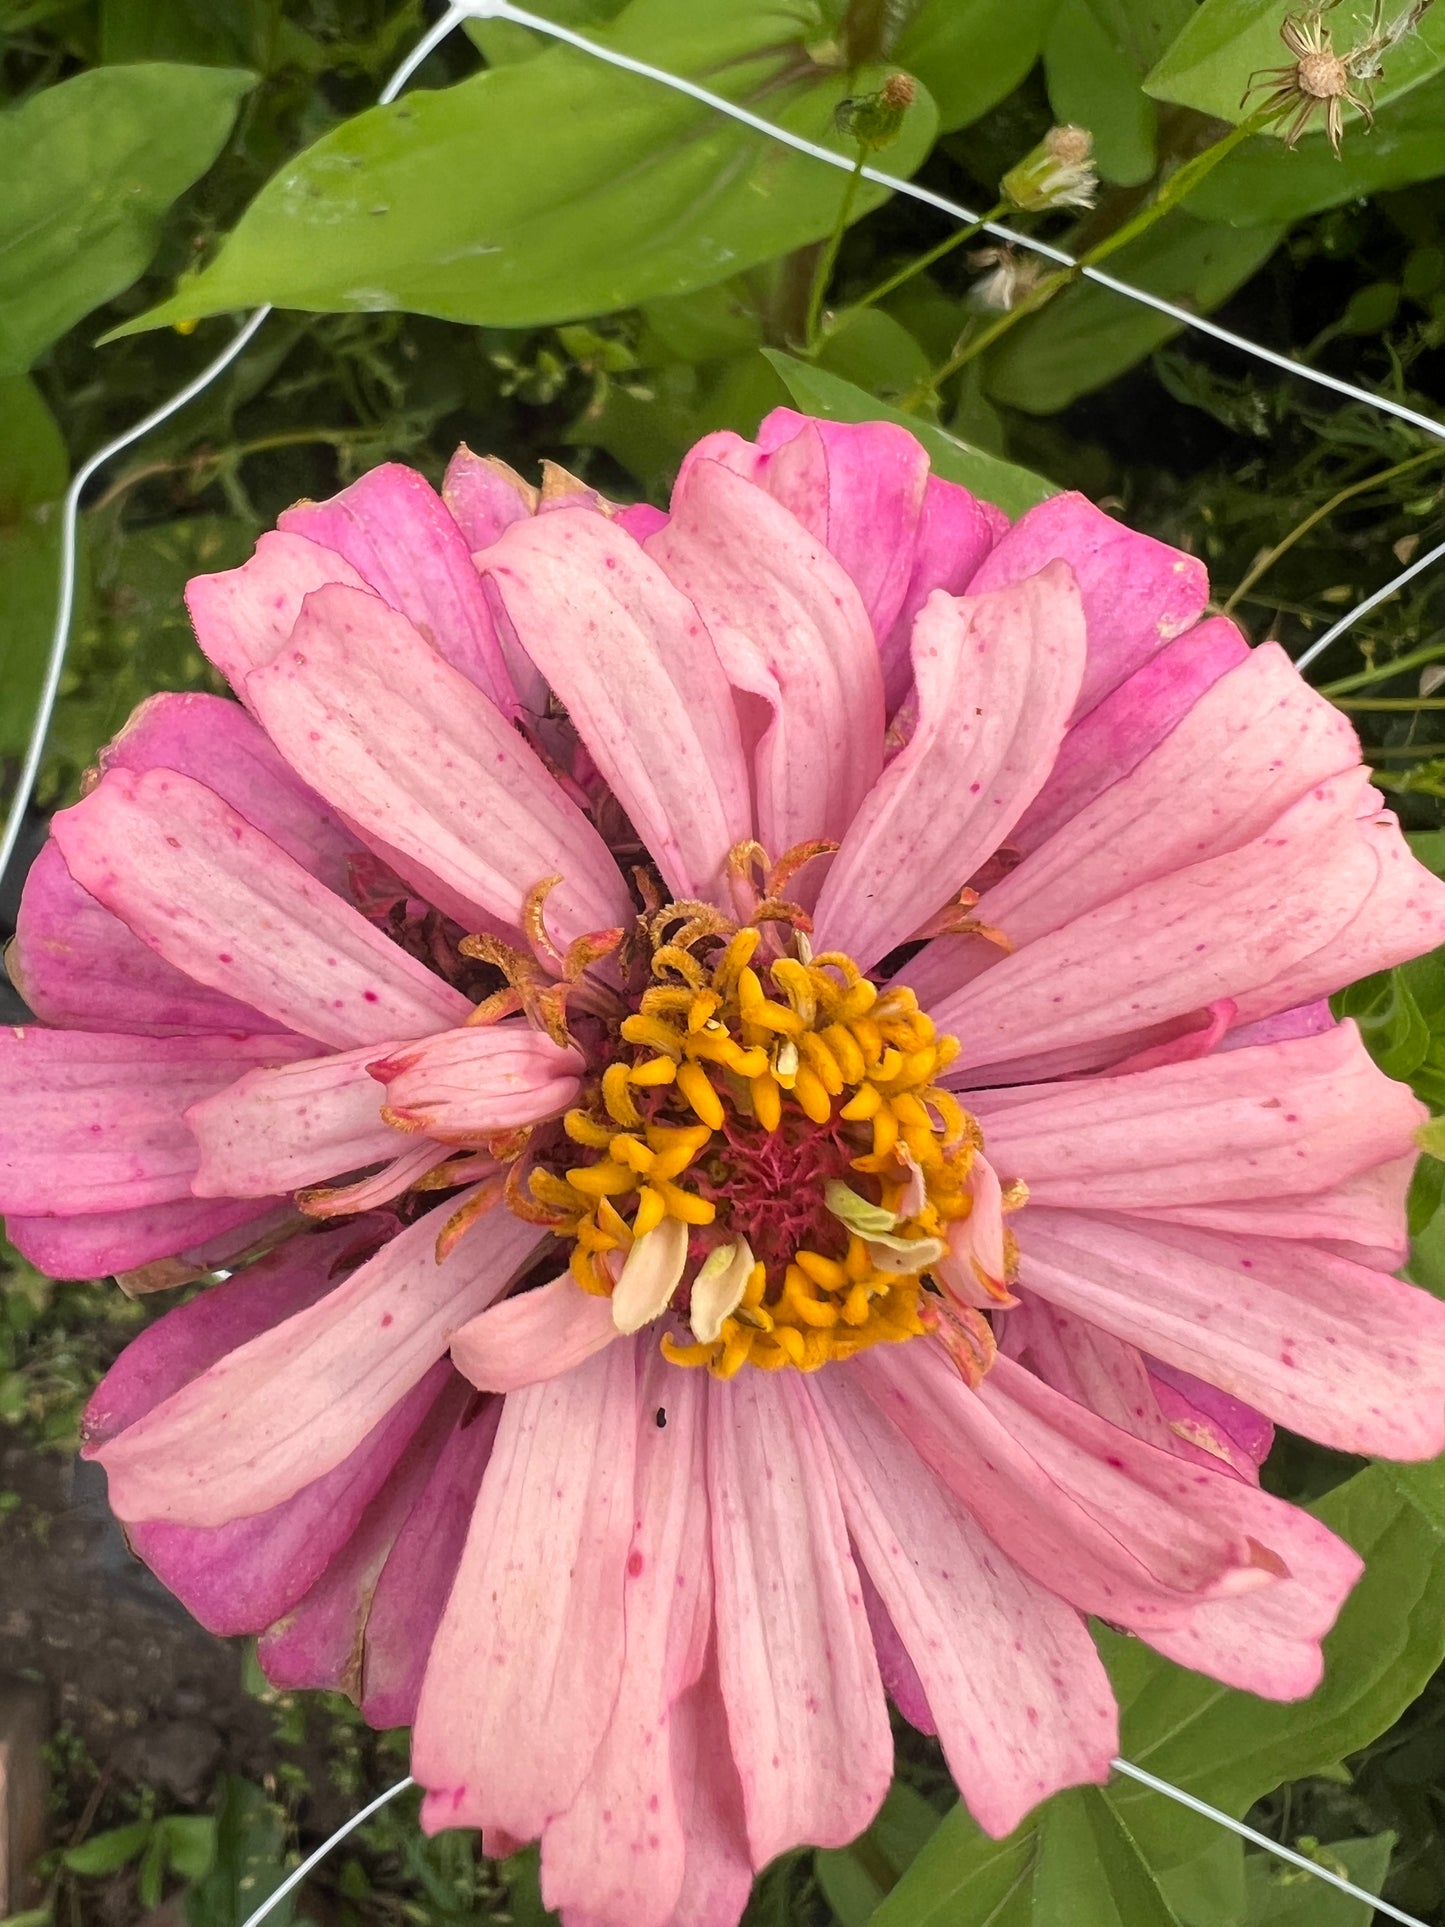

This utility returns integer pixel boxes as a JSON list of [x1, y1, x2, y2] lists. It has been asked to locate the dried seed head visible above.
[[1001, 125, 1099, 212]]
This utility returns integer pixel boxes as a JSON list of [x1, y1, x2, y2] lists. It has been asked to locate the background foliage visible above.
[[2, 0, 1445, 1920]]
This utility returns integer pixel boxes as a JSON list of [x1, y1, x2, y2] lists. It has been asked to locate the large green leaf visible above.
[[764, 351, 1056, 515], [1044, 0, 1192, 186], [1185, 73, 1445, 226], [1144, 0, 1445, 125], [115, 0, 937, 335], [0, 64, 254, 374], [0, 377, 68, 759], [983, 213, 1283, 412], [1242, 1834, 1394, 1927], [894, 0, 1064, 132]]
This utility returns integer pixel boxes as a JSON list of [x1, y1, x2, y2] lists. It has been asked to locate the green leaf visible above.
[[1241, 1833, 1394, 1926], [137, 1830, 168, 1911], [1407, 829, 1445, 876], [63, 1821, 153, 1876], [815, 1781, 943, 1924], [0, 376, 67, 759], [161, 1813, 219, 1885], [99, 0, 277, 66], [763, 350, 1056, 515], [983, 213, 1283, 412], [0, 64, 255, 373], [1144, 0, 1445, 125], [184, 1778, 308, 1927], [1045, 0, 1192, 187], [1156, 1833, 1246, 1927], [815, 306, 933, 399], [114, 0, 937, 335], [1183, 73, 1445, 226], [895, 0, 1064, 132]]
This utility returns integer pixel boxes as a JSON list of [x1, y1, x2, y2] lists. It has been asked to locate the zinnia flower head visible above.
[[7, 408, 1445, 1927]]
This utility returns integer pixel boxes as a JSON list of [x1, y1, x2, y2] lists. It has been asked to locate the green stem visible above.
[[1224, 446, 1445, 615], [910, 110, 1271, 405], [840, 201, 1006, 322], [804, 147, 868, 353], [1320, 632, 1445, 697], [1332, 697, 1445, 711]]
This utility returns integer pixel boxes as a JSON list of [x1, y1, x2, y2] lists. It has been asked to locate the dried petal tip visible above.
[[1002, 125, 1099, 212]]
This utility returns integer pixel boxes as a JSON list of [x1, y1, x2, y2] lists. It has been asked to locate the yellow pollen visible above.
[[542, 909, 993, 1378]]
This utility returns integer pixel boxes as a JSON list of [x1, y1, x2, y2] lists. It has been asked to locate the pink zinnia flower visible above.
[[5, 410, 1445, 1926]]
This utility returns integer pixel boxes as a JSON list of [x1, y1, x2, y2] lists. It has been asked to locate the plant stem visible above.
[[1332, 696, 1445, 711], [1224, 447, 1445, 615], [1320, 632, 1445, 696], [840, 201, 1006, 321], [804, 147, 868, 352]]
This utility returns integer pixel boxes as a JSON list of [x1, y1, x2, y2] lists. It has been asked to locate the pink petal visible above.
[[258, 1368, 471, 1687], [132, 1362, 452, 1640], [361, 1392, 501, 1729], [1012, 616, 1250, 855], [376, 1023, 584, 1140], [7, 1194, 289, 1279], [814, 564, 1086, 969], [966, 492, 1208, 719], [0, 1028, 308, 1216], [187, 1042, 407, 1197], [1001, 1300, 1176, 1455], [932, 769, 1414, 1078], [859, 1341, 1277, 1630], [441, 445, 530, 550], [906, 641, 1360, 1010], [859, 1565, 935, 1733], [246, 583, 631, 953], [94, 1192, 543, 1525], [451, 1276, 618, 1393], [278, 464, 517, 708], [707, 1370, 892, 1864], [971, 1022, 1423, 1212], [1223, 999, 1335, 1050], [657, 1657, 754, 1927], [1148, 1363, 1274, 1481], [1016, 1207, 1445, 1457], [646, 456, 884, 864], [413, 1339, 639, 1838], [540, 1358, 712, 1927], [479, 509, 751, 902], [1126, 1154, 1415, 1264], [879, 473, 1007, 714], [99, 691, 358, 896], [813, 1373, 1116, 1838], [185, 529, 370, 696], [10, 841, 273, 1038], [52, 768, 471, 1050]]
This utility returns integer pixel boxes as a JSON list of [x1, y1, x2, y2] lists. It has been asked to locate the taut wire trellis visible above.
[[6, 4, 1444, 1921]]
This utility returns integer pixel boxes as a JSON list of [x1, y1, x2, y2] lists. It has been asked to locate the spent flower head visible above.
[[1001, 123, 1099, 212], [1244, 0, 1434, 153]]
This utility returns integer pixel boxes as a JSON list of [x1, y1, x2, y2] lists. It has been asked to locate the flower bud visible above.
[[834, 72, 917, 151], [1001, 123, 1099, 212]]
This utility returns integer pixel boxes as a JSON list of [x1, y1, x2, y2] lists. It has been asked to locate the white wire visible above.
[[238, 1774, 415, 1927], [1294, 530, 1445, 673], [3, 10, 1440, 1923], [1111, 1758, 1428, 1926]]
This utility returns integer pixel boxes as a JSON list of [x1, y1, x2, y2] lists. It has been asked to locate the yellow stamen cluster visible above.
[[533, 925, 980, 1375]]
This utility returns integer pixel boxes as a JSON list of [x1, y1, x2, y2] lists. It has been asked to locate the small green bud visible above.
[[834, 71, 917, 152]]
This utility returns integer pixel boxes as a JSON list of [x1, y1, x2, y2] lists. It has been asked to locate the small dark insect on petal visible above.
[[655, 1407, 668, 1428]]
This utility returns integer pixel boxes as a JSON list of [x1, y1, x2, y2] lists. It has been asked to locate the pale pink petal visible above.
[[413, 1339, 639, 1838], [278, 464, 517, 707], [441, 444, 531, 550], [187, 1042, 407, 1198], [7, 1194, 288, 1279], [646, 457, 884, 863], [991, 1358, 1362, 1697], [540, 1358, 712, 1927], [0, 1029, 308, 1216], [1127, 1154, 1414, 1263], [814, 564, 1086, 968], [1011, 616, 1250, 854], [185, 529, 369, 696], [859, 1341, 1278, 1629], [479, 509, 751, 902], [52, 768, 471, 1050], [361, 1393, 501, 1729], [1222, 999, 1335, 1050], [932, 770, 1414, 1078], [376, 1023, 584, 1140], [10, 841, 273, 1039], [616, 501, 669, 541], [707, 1369, 892, 1864], [657, 1657, 753, 1927], [133, 1363, 452, 1641], [879, 473, 1007, 714], [259, 1369, 471, 1688], [99, 691, 358, 896], [1148, 1363, 1274, 1481], [970, 1023, 1423, 1212], [451, 1276, 618, 1392], [246, 583, 632, 953], [94, 1192, 543, 1525], [812, 1373, 1116, 1838], [1001, 1300, 1176, 1455], [966, 491, 1208, 718], [859, 1566, 935, 1733], [1016, 1207, 1445, 1457], [906, 642, 1361, 1010]]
